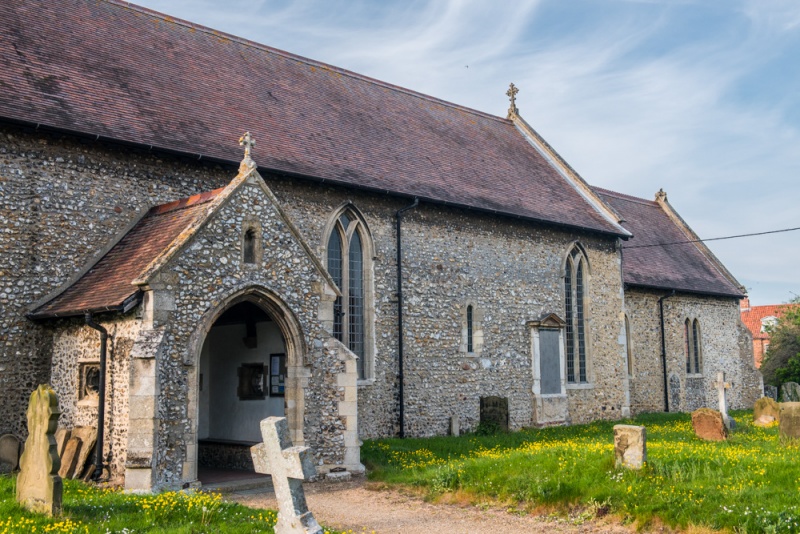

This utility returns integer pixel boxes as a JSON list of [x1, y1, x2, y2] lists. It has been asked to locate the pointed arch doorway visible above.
[[192, 289, 307, 485]]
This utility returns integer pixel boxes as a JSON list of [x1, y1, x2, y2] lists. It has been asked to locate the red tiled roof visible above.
[[30, 189, 223, 318], [0, 0, 625, 237], [741, 304, 795, 340], [594, 188, 743, 298]]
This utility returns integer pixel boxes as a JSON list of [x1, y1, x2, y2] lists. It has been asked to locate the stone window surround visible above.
[[320, 202, 376, 385], [459, 300, 484, 356], [684, 317, 703, 377], [77, 359, 101, 407], [562, 242, 594, 388]]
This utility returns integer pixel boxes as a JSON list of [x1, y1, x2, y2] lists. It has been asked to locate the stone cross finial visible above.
[[655, 188, 668, 203], [251, 417, 322, 534], [17, 385, 62, 516], [239, 131, 256, 173], [506, 83, 519, 118], [714, 371, 732, 430]]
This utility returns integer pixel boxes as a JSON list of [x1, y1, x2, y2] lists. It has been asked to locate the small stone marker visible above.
[[780, 382, 800, 402], [16, 385, 62, 516], [58, 437, 82, 479], [779, 402, 800, 445], [71, 426, 97, 479], [251, 417, 322, 534], [714, 371, 732, 430], [613, 425, 646, 469], [54, 428, 70, 458], [765, 385, 778, 401], [450, 415, 460, 437], [479, 396, 509, 432], [691, 408, 728, 441], [754, 397, 780, 427], [0, 434, 22, 473]]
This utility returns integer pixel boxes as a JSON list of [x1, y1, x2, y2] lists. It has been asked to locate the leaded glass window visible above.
[[565, 246, 589, 384], [326, 208, 368, 379]]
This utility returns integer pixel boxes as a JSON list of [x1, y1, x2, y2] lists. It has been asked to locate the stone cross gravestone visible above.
[[251, 417, 322, 534], [16, 385, 62, 516], [714, 371, 732, 430], [613, 425, 646, 469]]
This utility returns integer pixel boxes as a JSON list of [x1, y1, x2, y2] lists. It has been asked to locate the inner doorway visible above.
[[197, 301, 286, 477]]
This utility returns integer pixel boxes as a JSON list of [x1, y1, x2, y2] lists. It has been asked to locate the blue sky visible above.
[[135, 0, 800, 305]]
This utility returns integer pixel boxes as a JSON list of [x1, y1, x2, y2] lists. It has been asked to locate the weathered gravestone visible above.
[[450, 415, 460, 437], [479, 396, 509, 432], [54, 428, 70, 458], [0, 434, 22, 473], [765, 385, 778, 401], [754, 397, 780, 427], [613, 425, 646, 469], [780, 382, 800, 402], [692, 408, 728, 441], [714, 371, 732, 430], [779, 402, 800, 445], [16, 385, 62, 516], [71, 426, 97, 479], [58, 437, 82, 479], [251, 417, 322, 534]]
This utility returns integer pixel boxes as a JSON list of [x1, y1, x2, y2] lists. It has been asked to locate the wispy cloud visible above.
[[135, 0, 800, 303]]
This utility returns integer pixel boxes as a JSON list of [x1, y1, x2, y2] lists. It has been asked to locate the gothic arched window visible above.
[[243, 229, 256, 264], [564, 245, 589, 384], [685, 318, 703, 375], [326, 207, 373, 380]]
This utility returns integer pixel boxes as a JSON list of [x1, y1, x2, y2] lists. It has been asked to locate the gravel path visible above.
[[227, 478, 636, 534]]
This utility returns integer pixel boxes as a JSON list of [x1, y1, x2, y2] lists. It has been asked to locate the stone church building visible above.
[[0, 0, 761, 491]]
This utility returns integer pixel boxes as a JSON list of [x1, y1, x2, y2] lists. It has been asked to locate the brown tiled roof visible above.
[[594, 188, 743, 298], [741, 304, 795, 341], [0, 0, 625, 237], [30, 189, 223, 319]]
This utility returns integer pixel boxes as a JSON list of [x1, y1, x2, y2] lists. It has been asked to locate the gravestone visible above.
[[779, 402, 800, 445], [450, 415, 460, 437], [780, 382, 800, 402], [765, 385, 778, 401], [479, 396, 509, 432], [54, 428, 70, 458], [613, 425, 646, 469], [58, 437, 82, 479], [16, 385, 62, 516], [754, 397, 780, 426], [0, 434, 22, 473], [714, 371, 732, 430], [71, 427, 97, 479], [691, 408, 727, 441], [251, 417, 322, 534]]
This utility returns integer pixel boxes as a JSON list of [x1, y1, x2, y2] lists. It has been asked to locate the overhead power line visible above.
[[625, 226, 800, 249]]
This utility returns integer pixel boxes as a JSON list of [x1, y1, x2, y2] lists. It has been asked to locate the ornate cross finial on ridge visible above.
[[655, 188, 668, 203], [239, 131, 256, 173], [506, 82, 519, 118]]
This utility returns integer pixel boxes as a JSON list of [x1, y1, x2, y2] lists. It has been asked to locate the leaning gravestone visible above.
[[613, 425, 646, 469], [691, 408, 728, 441], [0, 434, 22, 473], [754, 397, 780, 427], [16, 385, 62, 516], [251, 417, 322, 534], [765, 385, 778, 401], [779, 402, 800, 445], [479, 396, 509, 432], [781, 382, 800, 402]]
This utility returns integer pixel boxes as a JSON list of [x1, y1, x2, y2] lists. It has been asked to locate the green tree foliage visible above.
[[760, 298, 800, 386]]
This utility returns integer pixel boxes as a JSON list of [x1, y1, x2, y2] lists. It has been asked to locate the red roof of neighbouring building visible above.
[[29, 189, 224, 319], [594, 188, 744, 298], [0, 0, 626, 237], [741, 303, 794, 341]]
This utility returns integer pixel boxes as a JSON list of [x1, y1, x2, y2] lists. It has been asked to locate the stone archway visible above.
[[184, 286, 309, 485]]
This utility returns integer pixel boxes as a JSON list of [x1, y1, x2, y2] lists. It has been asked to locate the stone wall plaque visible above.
[[539, 329, 561, 395], [479, 396, 509, 432]]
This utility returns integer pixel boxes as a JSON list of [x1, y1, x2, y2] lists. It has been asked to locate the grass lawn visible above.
[[0, 476, 348, 533], [362, 410, 799, 532]]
